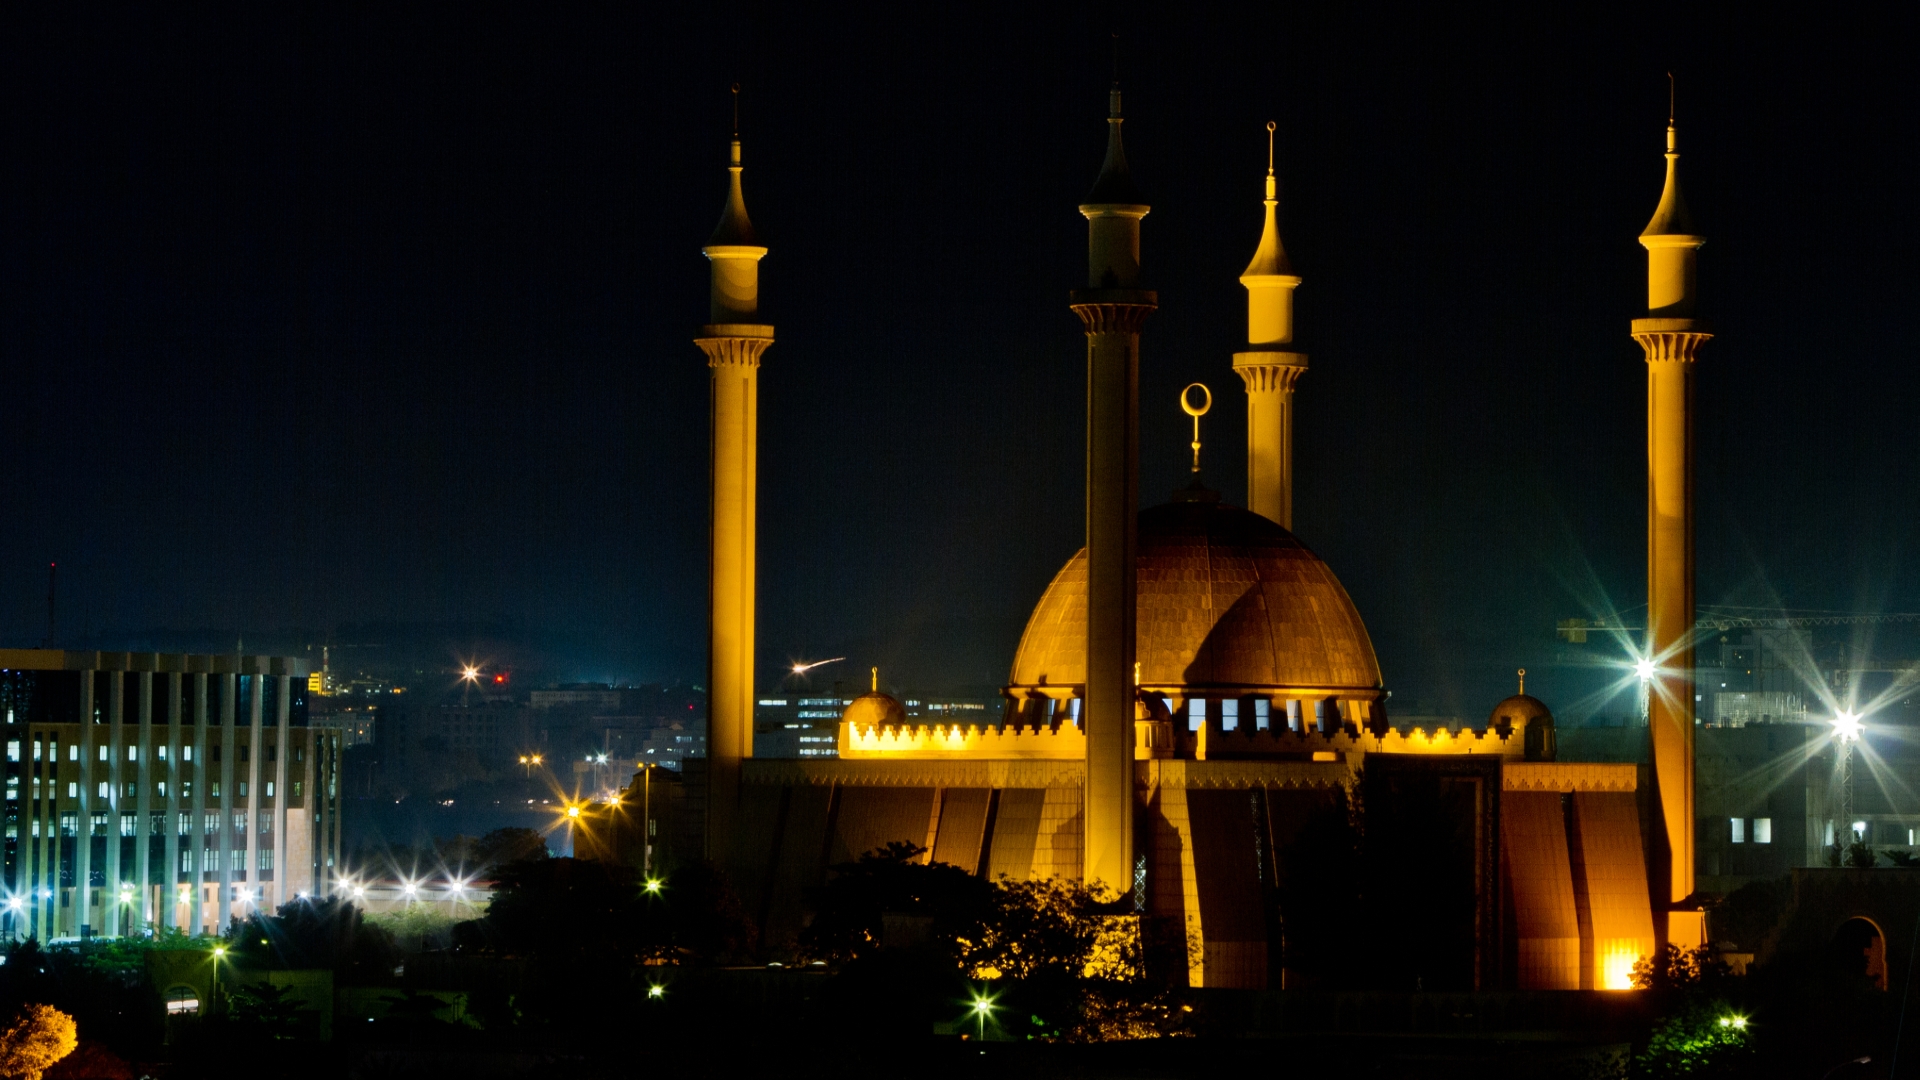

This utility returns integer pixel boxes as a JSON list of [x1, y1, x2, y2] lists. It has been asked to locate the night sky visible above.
[[3, 6, 1915, 717]]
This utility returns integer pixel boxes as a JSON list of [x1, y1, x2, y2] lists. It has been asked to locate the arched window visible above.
[[165, 986, 200, 1015], [1833, 917, 1888, 991]]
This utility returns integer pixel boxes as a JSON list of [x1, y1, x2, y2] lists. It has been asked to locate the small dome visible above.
[[1489, 694, 1553, 729], [842, 690, 906, 729]]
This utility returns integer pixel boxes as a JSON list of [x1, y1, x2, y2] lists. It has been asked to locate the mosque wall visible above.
[[723, 758, 1655, 992]]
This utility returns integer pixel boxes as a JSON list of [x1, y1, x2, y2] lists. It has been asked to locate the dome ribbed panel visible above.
[[1008, 502, 1383, 692]]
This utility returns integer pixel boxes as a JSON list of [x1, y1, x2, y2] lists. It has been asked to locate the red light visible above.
[[494, 675, 507, 684]]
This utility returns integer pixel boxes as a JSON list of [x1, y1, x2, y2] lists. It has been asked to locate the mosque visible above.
[[687, 81, 1710, 991]]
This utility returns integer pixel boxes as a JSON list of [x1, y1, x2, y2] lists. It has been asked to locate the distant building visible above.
[[754, 692, 998, 758], [0, 649, 343, 941]]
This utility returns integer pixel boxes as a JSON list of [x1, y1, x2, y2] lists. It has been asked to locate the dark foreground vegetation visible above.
[[0, 837, 1910, 1078]]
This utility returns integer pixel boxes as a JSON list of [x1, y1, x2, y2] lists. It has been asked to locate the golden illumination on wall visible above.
[[1602, 947, 1642, 991]]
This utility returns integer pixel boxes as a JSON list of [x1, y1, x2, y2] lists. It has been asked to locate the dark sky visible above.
[[2, 5, 1915, 716]]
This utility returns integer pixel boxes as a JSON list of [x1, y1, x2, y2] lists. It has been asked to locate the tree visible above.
[[473, 827, 549, 870], [0, 1004, 77, 1080], [1632, 944, 1732, 994], [1631, 998, 1755, 1079], [799, 842, 991, 966], [221, 983, 304, 1040]]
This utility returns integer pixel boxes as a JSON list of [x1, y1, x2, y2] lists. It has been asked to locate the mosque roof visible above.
[[1489, 693, 1554, 729], [842, 689, 907, 729], [1008, 500, 1382, 692]]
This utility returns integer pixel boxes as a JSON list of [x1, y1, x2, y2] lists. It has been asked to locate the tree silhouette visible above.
[[0, 1004, 77, 1080]]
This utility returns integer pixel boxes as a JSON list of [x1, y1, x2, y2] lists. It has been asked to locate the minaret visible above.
[[1231, 122, 1308, 529], [1632, 89, 1710, 947], [695, 89, 772, 862], [1069, 80, 1156, 898]]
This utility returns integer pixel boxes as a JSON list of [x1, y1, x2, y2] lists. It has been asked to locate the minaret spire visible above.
[[695, 84, 774, 864], [1070, 62, 1156, 903], [1631, 75, 1711, 952], [1232, 121, 1308, 528]]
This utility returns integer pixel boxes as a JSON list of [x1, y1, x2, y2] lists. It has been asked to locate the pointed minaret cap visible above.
[[1639, 120, 1699, 239], [707, 85, 763, 248], [1241, 122, 1295, 278], [1082, 82, 1146, 207]]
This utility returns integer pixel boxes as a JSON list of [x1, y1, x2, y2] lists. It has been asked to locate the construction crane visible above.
[[1556, 608, 1920, 641]]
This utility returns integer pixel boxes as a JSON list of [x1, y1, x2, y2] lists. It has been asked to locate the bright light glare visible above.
[[973, 998, 993, 1015], [1718, 1015, 1748, 1030], [212, 946, 226, 958], [647, 984, 665, 999], [462, 667, 480, 681], [1635, 659, 1656, 681], [567, 805, 582, 819], [6, 898, 21, 911], [1833, 711, 1864, 742], [644, 878, 663, 894]]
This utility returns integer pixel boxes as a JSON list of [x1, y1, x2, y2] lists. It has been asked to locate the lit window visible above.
[[31, 741, 40, 762], [67, 782, 77, 798], [68, 745, 78, 761], [128, 746, 137, 761], [1730, 818, 1745, 844], [265, 782, 274, 798], [120, 814, 137, 837], [157, 746, 167, 760], [1255, 700, 1270, 730], [1221, 700, 1239, 731], [183, 746, 192, 762], [98, 782, 109, 799], [4, 741, 15, 763], [1188, 699, 1205, 732], [1753, 818, 1772, 844]]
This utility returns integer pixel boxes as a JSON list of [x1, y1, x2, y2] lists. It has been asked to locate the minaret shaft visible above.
[[1074, 85, 1153, 899], [1634, 120, 1708, 948], [1074, 300, 1150, 896], [698, 133, 771, 864], [1233, 359, 1305, 527]]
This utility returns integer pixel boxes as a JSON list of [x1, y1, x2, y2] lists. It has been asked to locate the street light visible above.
[[1635, 658, 1656, 681], [644, 877, 663, 895], [971, 991, 996, 1040], [647, 984, 665, 1000], [1833, 711, 1864, 848]]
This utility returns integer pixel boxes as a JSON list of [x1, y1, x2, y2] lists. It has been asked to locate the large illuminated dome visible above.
[[1005, 493, 1383, 712]]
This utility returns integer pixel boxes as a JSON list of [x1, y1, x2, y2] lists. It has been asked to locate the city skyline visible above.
[[3, 7, 1916, 715]]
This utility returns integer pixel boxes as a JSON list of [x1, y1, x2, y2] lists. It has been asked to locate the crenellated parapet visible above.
[[839, 710, 1553, 763], [841, 719, 1086, 760]]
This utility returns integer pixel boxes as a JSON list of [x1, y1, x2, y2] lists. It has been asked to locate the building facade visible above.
[[0, 650, 342, 941]]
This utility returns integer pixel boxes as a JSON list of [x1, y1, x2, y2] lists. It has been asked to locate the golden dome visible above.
[[841, 690, 907, 729], [1008, 500, 1382, 692], [1489, 694, 1554, 729]]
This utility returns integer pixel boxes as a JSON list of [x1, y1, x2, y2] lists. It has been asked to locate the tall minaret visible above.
[[1632, 90, 1710, 947], [1232, 122, 1308, 529], [695, 90, 772, 862], [1069, 79, 1155, 898]]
